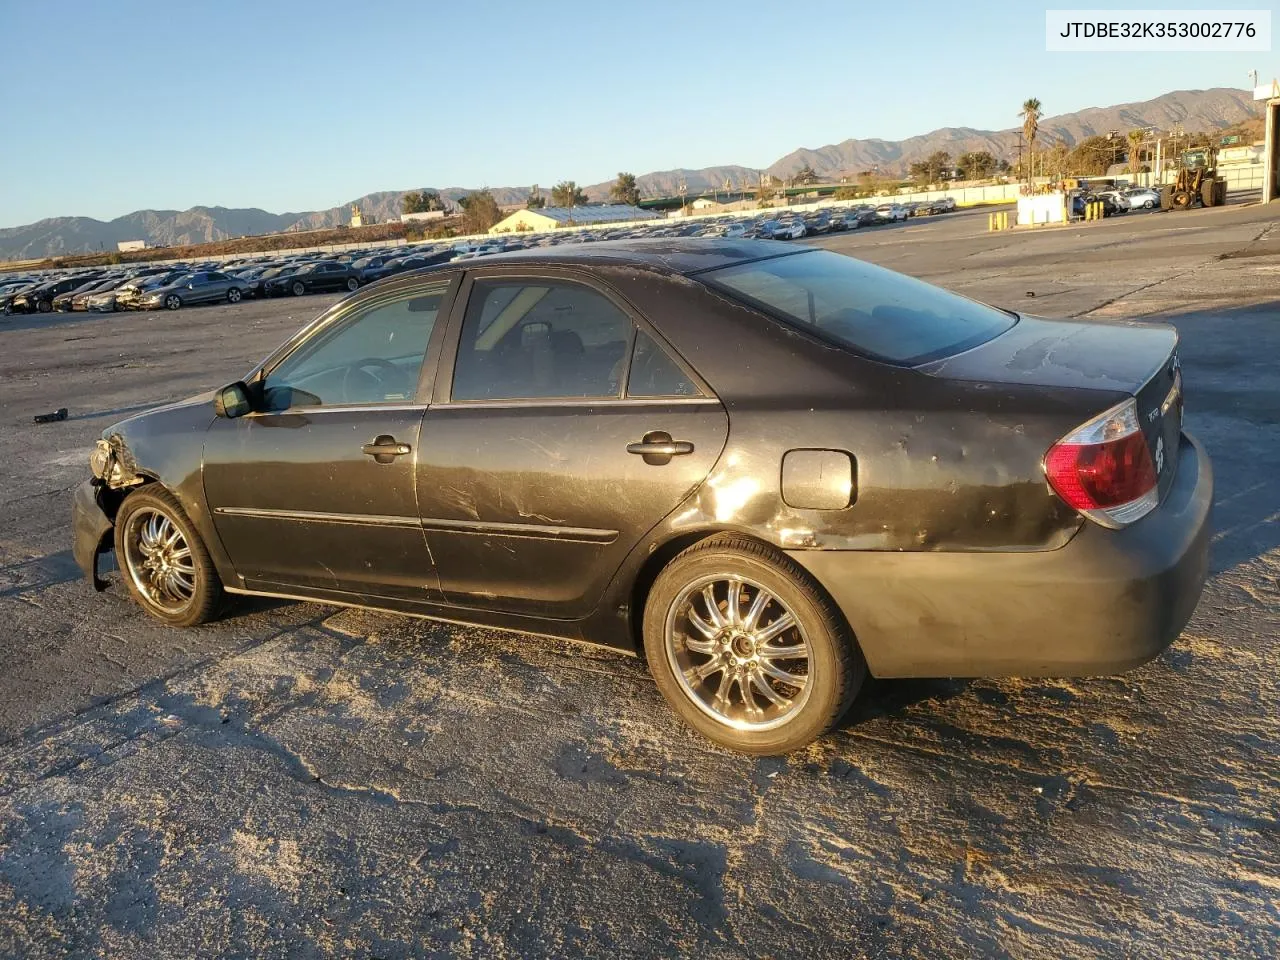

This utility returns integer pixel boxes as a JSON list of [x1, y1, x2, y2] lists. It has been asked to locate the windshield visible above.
[[700, 250, 1016, 365]]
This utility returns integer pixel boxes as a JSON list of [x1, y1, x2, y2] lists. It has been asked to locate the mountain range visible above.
[[1, 87, 1259, 261]]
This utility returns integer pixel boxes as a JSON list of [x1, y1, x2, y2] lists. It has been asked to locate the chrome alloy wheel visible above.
[[122, 507, 196, 613], [665, 574, 812, 731]]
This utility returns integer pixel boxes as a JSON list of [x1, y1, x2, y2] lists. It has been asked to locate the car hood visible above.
[[112, 390, 218, 437]]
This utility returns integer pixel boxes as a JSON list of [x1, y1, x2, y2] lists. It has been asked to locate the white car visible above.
[[721, 223, 749, 239], [770, 220, 807, 240], [876, 204, 909, 222], [1123, 188, 1160, 210]]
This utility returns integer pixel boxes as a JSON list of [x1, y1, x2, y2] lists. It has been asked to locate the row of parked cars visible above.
[[0, 245, 465, 315], [1069, 186, 1162, 219], [0, 198, 962, 318]]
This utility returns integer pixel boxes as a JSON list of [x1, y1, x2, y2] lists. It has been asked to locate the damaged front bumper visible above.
[[72, 479, 114, 590]]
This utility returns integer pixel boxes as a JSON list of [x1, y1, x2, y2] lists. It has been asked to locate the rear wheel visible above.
[[1172, 189, 1192, 209], [1200, 180, 1216, 208], [346, 277, 359, 291], [291, 281, 306, 296], [227, 287, 242, 303], [115, 486, 223, 626], [644, 536, 865, 754], [1143, 199, 1155, 209]]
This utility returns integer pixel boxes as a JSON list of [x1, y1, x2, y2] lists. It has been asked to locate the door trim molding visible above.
[[214, 506, 618, 543], [420, 517, 618, 543], [213, 506, 421, 528]]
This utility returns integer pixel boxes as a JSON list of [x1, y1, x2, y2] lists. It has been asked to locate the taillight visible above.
[[1043, 398, 1158, 528]]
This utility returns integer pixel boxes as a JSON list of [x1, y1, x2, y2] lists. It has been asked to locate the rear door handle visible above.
[[627, 431, 693, 465], [362, 435, 411, 463]]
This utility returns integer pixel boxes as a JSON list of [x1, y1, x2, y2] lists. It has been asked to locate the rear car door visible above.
[[202, 277, 457, 602], [416, 270, 729, 619]]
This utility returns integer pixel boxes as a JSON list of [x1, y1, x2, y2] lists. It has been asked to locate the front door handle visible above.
[[627, 431, 694, 465], [362, 435, 411, 464]]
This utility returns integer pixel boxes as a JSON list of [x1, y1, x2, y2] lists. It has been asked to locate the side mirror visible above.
[[214, 381, 253, 419]]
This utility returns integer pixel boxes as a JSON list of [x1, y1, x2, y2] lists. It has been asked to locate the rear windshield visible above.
[[701, 250, 1015, 365]]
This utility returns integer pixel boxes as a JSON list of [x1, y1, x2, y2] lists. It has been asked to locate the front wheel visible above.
[[115, 486, 223, 626], [37, 300, 52, 313], [164, 294, 182, 310], [291, 281, 306, 296], [644, 536, 865, 754], [1144, 199, 1155, 209], [346, 277, 359, 291], [227, 287, 242, 303]]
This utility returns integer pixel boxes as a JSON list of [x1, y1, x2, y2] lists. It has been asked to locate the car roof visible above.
[[431, 237, 803, 277]]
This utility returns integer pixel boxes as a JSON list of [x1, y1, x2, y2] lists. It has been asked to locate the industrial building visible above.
[[489, 204, 657, 234]]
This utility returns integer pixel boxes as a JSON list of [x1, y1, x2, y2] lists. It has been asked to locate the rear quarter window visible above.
[[700, 249, 1015, 365]]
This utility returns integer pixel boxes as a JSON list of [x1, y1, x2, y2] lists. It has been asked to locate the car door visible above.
[[416, 270, 729, 620], [202, 276, 458, 603], [183, 273, 210, 302], [207, 271, 233, 299]]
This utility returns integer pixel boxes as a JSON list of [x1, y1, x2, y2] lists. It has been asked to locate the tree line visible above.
[[400, 172, 645, 233]]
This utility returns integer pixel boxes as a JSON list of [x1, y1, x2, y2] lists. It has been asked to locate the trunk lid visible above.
[[918, 314, 1183, 501]]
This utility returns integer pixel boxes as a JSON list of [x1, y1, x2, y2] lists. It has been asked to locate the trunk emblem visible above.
[[1155, 436, 1165, 473]]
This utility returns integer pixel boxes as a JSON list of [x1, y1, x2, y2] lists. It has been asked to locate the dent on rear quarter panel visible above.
[[608, 270, 1089, 554]]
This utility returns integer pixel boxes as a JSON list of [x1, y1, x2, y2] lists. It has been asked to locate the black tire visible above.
[[1159, 187, 1174, 211], [1172, 189, 1192, 209], [643, 535, 865, 754], [227, 287, 242, 303], [1200, 180, 1216, 208], [291, 281, 306, 297], [37, 300, 52, 313], [1143, 199, 1155, 209], [164, 294, 182, 311], [114, 485, 223, 627], [346, 277, 359, 291]]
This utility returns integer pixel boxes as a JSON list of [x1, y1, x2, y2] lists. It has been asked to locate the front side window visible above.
[[262, 285, 446, 410], [451, 280, 632, 401], [701, 250, 1015, 365]]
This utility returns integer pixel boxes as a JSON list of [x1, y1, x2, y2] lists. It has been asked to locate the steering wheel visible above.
[[341, 357, 412, 402]]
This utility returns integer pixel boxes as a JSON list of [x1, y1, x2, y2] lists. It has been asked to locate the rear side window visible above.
[[627, 330, 699, 398], [701, 250, 1014, 365], [452, 281, 632, 401]]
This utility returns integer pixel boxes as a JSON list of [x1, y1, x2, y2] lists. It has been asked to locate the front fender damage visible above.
[[72, 480, 115, 591], [75, 435, 149, 590]]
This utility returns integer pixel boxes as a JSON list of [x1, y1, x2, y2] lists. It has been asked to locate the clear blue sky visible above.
[[0, 0, 1269, 227]]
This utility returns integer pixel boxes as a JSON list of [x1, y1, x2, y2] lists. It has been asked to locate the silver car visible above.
[[137, 271, 247, 311]]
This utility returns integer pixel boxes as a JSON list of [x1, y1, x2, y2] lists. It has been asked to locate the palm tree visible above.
[[1020, 98, 1043, 184], [1127, 129, 1146, 178]]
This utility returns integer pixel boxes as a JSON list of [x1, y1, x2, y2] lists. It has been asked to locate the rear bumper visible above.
[[788, 432, 1213, 678], [72, 480, 114, 591]]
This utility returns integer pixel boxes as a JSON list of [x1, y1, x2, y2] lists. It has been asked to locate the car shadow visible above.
[[836, 675, 972, 730], [0, 550, 83, 598]]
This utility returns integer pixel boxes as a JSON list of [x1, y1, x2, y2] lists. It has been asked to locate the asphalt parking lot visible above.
[[1, 203, 1277, 959]]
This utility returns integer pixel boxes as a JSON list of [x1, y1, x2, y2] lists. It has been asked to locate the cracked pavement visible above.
[[1, 204, 1277, 958]]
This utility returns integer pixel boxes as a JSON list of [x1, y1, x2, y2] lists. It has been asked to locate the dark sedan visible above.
[[72, 239, 1212, 754], [262, 261, 361, 297], [10, 274, 102, 313], [359, 250, 456, 284]]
